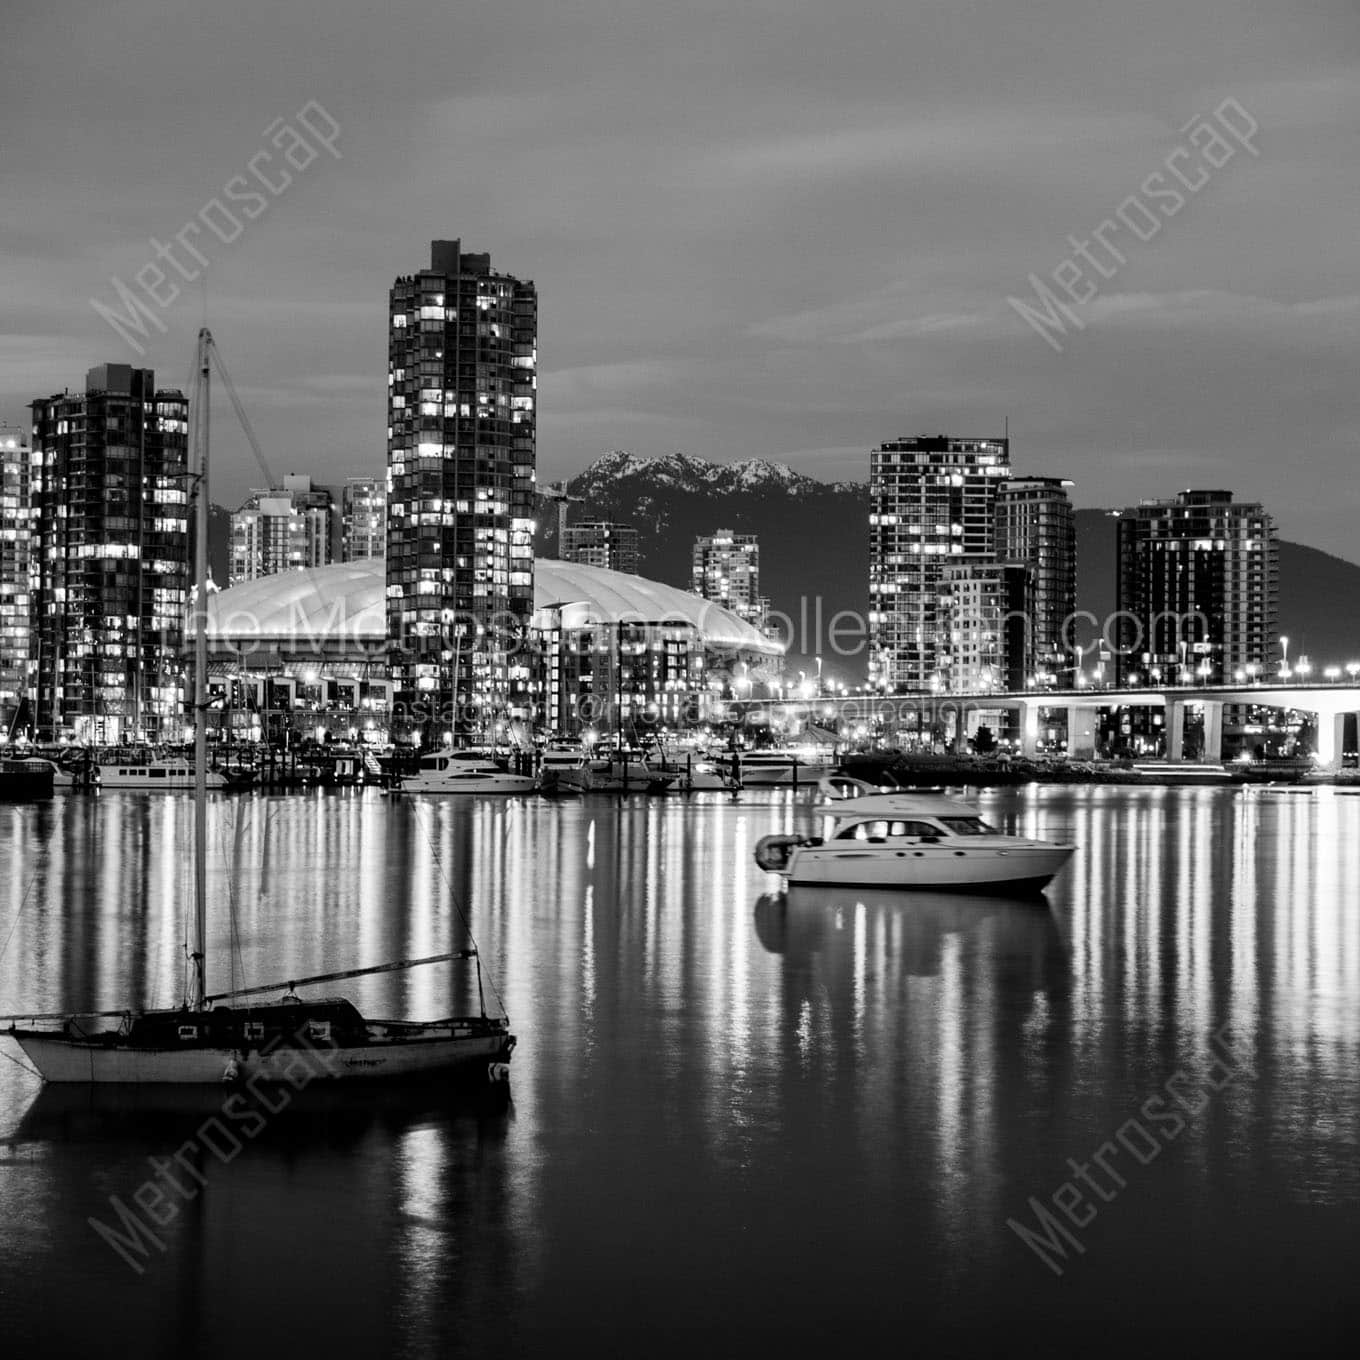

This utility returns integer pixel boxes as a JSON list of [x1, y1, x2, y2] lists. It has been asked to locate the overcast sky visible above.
[[3, 0, 1357, 554]]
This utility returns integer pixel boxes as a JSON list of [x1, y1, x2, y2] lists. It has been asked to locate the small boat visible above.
[[722, 746, 835, 788], [537, 744, 593, 794], [401, 751, 537, 795], [3, 328, 515, 1087], [0, 758, 55, 801], [1129, 762, 1239, 786], [583, 752, 675, 794], [753, 784, 1075, 893], [649, 753, 737, 792], [96, 759, 253, 791]]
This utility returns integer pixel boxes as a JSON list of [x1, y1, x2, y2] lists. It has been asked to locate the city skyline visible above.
[[2, 2, 1357, 561]]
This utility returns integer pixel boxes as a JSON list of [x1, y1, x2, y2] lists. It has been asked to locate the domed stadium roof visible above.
[[205, 558, 782, 657]]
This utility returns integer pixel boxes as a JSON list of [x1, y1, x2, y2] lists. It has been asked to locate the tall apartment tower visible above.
[[0, 425, 32, 723], [29, 365, 190, 742], [342, 476, 386, 562], [996, 476, 1076, 683], [868, 435, 1011, 690], [561, 520, 640, 576], [1114, 489, 1278, 686], [229, 474, 335, 584], [387, 240, 537, 737], [692, 529, 763, 625], [937, 559, 1033, 694]]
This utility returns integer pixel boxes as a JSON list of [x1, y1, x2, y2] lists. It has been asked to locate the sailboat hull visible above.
[[11, 1024, 514, 1086]]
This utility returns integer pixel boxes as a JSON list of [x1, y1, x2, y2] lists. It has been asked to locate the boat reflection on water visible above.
[[3, 1078, 519, 1357], [754, 884, 1068, 978], [9, 1074, 513, 1146]]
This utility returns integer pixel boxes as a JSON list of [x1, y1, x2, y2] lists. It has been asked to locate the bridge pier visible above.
[[1202, 701, 1224, 762], [1066, 705, 1097, 759], [1315, 710, 1348, 771], [1167, 701, 1186, 761]]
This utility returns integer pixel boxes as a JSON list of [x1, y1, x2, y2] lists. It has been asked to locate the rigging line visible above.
[[206, 334, 278, 491], [0, 1043, 42, 1082], [414, 805, 507, 1019], [0, 866, 42, 971]]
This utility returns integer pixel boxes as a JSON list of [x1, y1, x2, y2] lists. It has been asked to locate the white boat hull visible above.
[[402, 774, 537, 795], [781, 841, 1074, 892], [12, 1028, 511, 1085], [97, 769, 233, 791], [731, 763, 833, 788]]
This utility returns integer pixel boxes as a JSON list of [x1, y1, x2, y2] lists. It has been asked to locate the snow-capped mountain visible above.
[[535, 451, 870, 673]]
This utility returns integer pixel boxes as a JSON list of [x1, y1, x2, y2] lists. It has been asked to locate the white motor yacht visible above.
[[401, 751, 537, 795], [723, 746, 835, 788], [754, 787, 1075, 893]]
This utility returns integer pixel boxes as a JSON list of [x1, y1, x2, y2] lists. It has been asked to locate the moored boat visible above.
[[96, 759, 253, 791], [400, 750, 537, 795], [754, 786, 1075, 893], [0, 758, 55, 801], [722, 746, 836, 788], [3, 328, 515, 1087]]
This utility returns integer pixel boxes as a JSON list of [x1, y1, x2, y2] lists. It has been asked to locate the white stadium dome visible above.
[[205, 558, 782, 656]]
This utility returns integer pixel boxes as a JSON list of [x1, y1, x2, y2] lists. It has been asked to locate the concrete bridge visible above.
[[727, 682, 1360, 769]]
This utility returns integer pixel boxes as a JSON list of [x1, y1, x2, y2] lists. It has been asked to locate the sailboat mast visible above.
[[190, 328, 210, 1010]]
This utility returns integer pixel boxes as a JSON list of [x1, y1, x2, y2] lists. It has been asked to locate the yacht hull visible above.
[[782, 843, 1074, 892], [401, 775, 537, 795], [11, 1028, 513, 1085]]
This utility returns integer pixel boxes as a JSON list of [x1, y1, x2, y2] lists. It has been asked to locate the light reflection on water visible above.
[[1, 785, 1359, 1352]]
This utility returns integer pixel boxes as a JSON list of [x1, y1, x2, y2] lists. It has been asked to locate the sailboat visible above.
[[3, 329, 515, 1086]]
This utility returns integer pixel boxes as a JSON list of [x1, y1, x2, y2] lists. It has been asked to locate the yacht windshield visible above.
[[936, 816, 996, 836]]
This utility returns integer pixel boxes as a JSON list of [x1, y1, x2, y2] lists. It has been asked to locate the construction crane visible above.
[[543, 480, 584, 552]]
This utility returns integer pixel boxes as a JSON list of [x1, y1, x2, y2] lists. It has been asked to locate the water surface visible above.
[[1, 785, 1357, 1354]]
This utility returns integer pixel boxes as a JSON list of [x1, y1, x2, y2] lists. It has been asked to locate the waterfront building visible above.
[[229, 474, 335, 584], [203, 558, 781, 742], [387, 239, 538, 738], [1114, 489, 1278, 686], [995, 475, 1076, 684], [341, 476, 386, 562], [868, 435, 1011, 690], [29, 365, 190, 742], [692, 529, 764, 627], [0, 425, 32, 725], [561, 520, 640, 576], [937, 559, 1033, 694]]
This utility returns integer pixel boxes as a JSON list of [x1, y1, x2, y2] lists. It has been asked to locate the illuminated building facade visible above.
[[937, 559, 1033, 694], [692, 529, 763, 626], [386, 240, 537, 738], [561, 520, 640, 576], [995, 475, 1076, 683], [0, 424, 32, 723], [342, 476, 386, 562], [1114, 489, 1278, 686], [29, 365, 190, 741], [229, 474, 335, 584], [868, 435, 1011, 690]]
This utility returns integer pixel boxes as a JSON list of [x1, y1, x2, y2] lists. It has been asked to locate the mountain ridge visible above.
[[536, 452, 1360, 676]]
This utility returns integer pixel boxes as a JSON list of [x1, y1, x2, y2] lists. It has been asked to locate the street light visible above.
[[1324, 666, 1341, 682], [1348, 662, 1360, 682]]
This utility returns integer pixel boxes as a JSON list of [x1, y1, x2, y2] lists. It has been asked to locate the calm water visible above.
[[2, 785, 1358, 1355]]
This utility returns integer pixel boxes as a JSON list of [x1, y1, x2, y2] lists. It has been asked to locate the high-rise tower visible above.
[[1114, 489, 1277, 686], [0, 424, 32, 724], [386, 240, 537, 739], [868, 435, 1010, 690], [996, 475, 1076, 684], [29, 365, 190, 741]]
